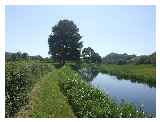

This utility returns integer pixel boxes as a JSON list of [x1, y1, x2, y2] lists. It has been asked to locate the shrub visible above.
[[5, 61, 53, 117]]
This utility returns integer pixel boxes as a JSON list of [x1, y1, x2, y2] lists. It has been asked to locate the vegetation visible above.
[[57, 66, 145, 117], [5, 19, 156, 118], [102, 53, 136, 64], [17, 70, 75, 117], [5, 61, 53, 117], [5, 55, 155, 118], [98, 64, 156, 87], [82, 47, 102, 63], [5, 52, 50, 62], [48, 20, 83, 66], [102, 52, 156, 65]]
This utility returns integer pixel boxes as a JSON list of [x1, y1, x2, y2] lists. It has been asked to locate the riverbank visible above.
[[58, 66, 145, 117], [19, 64, 147, 117], [97, 64, 156, 87]]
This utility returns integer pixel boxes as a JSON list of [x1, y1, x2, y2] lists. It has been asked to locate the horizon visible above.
[[6, 6, 155, 58], [5, 51, 155, 58]]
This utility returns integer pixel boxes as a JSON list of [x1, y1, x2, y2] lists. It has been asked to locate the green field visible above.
[[98, 64, 156, 87]]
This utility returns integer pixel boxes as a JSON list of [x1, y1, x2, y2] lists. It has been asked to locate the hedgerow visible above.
[[5, 61, 53, 117]]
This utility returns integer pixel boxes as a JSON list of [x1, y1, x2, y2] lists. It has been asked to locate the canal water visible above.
[[79, 67, 156, 114]]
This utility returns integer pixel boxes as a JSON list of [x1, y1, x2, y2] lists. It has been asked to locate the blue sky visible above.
[[6, 6, 155, 57]]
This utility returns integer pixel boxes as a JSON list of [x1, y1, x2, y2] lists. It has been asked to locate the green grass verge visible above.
[[17, 70, 75, 118], [98, 64, 156, 87]]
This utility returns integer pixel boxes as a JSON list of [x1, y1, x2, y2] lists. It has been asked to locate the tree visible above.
[[150, 52, 156, 65], [102, 52, 136, 64], [21, 53, 28, 60], [82, 47, 102, 63], [10, 53, 17, 61], [10, 52, 22, 61], [132, 56, 150, 64], [48, 19, 83, 65], [91, 53, 102, 63], [32, 55, 43, 61], [82, 47, 95, 63]]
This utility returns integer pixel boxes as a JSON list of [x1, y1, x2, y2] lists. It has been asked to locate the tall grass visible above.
[[98, 64, 155, 87]]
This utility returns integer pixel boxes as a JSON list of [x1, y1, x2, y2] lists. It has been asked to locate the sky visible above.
[[6, 5, 155, 57]]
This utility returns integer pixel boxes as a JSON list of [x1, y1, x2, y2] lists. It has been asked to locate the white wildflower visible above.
[[129, 113, 132, 117]]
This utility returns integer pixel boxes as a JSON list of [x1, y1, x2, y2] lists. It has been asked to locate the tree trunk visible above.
[[60, 58, 65, 66]]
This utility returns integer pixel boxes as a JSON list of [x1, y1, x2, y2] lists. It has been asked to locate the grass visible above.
[[17, 70, 75, 118], [98, 64, 156, 87]]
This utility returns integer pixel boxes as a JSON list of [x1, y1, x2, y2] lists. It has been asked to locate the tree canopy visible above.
[[48, 19, 83, 65], [102, 52, 156, 65], [82, 47, 102, 63]]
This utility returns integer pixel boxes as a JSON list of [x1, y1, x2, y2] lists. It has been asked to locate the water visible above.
[[79, 68, 156, 114]]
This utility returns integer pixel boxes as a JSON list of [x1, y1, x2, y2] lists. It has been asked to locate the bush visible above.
[[5, 61, 53, 117]]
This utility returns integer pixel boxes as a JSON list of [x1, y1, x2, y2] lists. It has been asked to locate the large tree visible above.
[[48, 20, 83, 65]]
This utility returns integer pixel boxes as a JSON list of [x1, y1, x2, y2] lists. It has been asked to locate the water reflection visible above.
[[79, 67, 155, 88], [78, 67, 99, 82], [90, 73, 156, 114], [78, 67, 155, 114]]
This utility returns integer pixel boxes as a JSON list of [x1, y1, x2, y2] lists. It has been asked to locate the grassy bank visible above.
[[16, 64, 152, 118], [98, 64, 156, 87], [17, 70, 75, 117], [57, 65, 145, 118]]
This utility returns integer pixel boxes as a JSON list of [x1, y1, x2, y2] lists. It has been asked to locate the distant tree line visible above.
[[102, 52, 156, 65], [5, 52, 52, 62]]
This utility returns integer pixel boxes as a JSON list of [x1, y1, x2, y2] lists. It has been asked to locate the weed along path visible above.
[[17, 70, 75, 117]]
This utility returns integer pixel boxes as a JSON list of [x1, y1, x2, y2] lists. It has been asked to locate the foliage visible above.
[[130, 56, 151, 64], [58, 66, 145, 118], [98, 64, 156, 87], [48, 19, 83, 65], [102, 52, 156, 65], [5, 61, 53, 117], [82, 47, 102, 63], [102, 52, 136, 64], [5, 52, 47, 62], [150, 52, 156, 65]]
